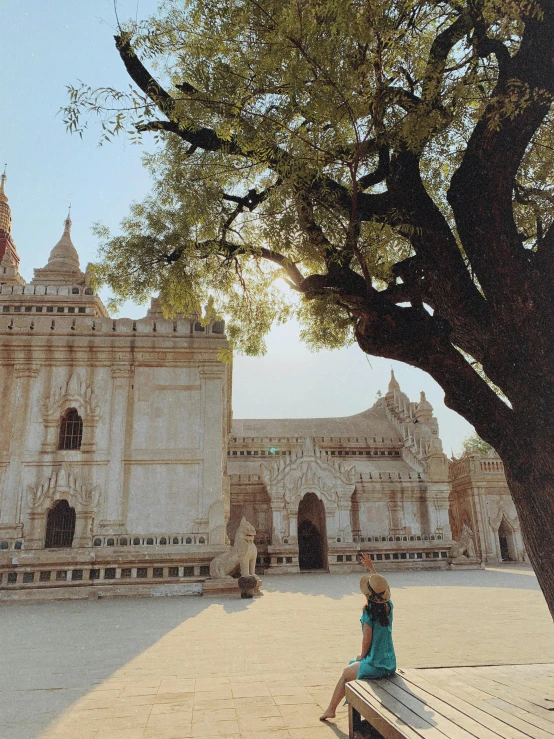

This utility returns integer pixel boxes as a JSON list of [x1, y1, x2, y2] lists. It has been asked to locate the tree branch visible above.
[[353, 301, 515, 449], [115, 34, 177, 119], [115, 34, 289, 165], [116, 33, 376, 227], [357, 146, 390, 191], [385, 151, 490, 359], [420, 11, 473, 109], [448, 5, 554, 303]]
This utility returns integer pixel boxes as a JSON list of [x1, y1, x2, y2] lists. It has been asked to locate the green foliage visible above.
[[462, 432, 495, 456], [63, 0, 554, 354]]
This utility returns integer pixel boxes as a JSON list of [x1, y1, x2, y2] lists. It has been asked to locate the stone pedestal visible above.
[[238, 575, 262, 598], [202, 578, 240, 597], [450, 557, 484, 570], [203, 576, 262, 597]]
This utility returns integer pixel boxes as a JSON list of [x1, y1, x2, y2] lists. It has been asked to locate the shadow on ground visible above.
[[0, 594, 254, 739], [0, 564, 542, 738]]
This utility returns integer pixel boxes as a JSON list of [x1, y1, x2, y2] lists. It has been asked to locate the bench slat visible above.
[[390, 671, 505, 739], [347, 681, 424, 739], [420, 669, 553, 739], [397, 669, 534, 739], [349, 679, 458, 738], [346, 666, 554, 739], [374, 679, 480, 739], [446, 674, 554, 736], [447, 668, 554, 735]]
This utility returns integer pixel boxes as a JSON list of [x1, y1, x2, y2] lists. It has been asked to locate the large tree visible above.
[[66, 0, 554, 615]]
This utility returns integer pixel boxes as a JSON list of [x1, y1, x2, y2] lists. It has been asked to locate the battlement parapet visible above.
[[0, 284, 95, 296], [0, 315, 226, 338]]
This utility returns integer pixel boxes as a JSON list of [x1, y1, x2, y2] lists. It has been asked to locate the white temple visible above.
[[0, 177, 526, 598]]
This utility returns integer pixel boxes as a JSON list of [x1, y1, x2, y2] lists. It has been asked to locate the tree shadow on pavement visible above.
[[0, 595, 222, 739]]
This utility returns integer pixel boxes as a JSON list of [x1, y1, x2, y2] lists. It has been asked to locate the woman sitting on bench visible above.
[[320, 553, 396, 721]]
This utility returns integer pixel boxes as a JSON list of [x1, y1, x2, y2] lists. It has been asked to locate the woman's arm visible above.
[[357, 623, 373, 661], [359, 552, 377, 574]]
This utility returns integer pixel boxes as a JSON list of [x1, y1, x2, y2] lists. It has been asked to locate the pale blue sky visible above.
[[2, 1, 474, 451]]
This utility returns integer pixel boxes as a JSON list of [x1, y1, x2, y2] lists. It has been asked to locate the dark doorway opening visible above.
[[298, 493, 327, 570], [45, 500, 76, 548]]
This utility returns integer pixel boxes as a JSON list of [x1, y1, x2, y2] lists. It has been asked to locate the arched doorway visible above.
[[298, 493, 327, 570], [45, 500, 76, 548], [498, 517, 516, 562]]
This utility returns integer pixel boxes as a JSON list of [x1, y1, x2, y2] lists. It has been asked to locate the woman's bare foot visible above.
[[319, 709, 336, 721]]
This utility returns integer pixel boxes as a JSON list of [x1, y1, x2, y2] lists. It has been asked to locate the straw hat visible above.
[[360, 573, 391, 603]]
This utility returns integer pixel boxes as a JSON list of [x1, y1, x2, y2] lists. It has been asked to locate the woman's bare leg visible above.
[[320, 662, 359, 720]]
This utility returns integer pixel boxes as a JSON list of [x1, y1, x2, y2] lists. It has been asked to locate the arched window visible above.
[[58, 408, 83, 450], [45, 500, 76, 548]]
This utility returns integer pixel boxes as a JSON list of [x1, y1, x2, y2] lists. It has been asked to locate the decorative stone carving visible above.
[[451, 523, 478, 561], [260, 436, 355, 507], [14, 364, 40, 379], [41, 372, 100, 452], [43, 371, 100, 420], [261, 437, 356, 544], [28, 465, 99, 512], [487, 496, 518, 532], [25, 466, 100, 549], [209, 517, 258, 579]]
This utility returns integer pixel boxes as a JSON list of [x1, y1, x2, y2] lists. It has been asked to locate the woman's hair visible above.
[[364, 598, 390, 627]]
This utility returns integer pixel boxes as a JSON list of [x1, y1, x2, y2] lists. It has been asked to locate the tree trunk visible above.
[[354, 313, 554, 619], [500, 437, 554, 621]]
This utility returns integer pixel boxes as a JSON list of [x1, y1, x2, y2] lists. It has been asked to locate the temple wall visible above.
[[449, 455, 526, 564], [0, 315, 229, 548]]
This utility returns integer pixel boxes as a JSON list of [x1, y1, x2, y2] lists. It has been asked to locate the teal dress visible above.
[[355, 601, 396, 679]]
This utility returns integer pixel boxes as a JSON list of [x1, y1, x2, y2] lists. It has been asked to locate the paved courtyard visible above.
[[2, 565, 553, 739]]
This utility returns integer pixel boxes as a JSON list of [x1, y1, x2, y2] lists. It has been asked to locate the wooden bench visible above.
[[345, 664, 554, 739]]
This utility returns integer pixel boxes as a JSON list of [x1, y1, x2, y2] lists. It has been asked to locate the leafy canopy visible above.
[[462, 432, 494, 455], [65, 0, 554, 362]]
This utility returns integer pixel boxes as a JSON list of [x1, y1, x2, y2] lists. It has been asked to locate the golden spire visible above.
[[0, 165, 12, 233], [0, 165, 7, 202]]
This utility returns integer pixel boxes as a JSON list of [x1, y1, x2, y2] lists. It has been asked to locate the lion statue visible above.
[[209, 517, 258, 579], [451, 523, 478, 561]]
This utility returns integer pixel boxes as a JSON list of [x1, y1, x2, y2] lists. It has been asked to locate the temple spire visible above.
[[0, 165, 12, 234], [0, 165, 21, 272], [388, 369, 400, 393], [31, 209, 84, 286], [0, 165, 7, 201]]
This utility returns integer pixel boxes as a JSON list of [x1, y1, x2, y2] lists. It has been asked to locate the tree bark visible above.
[[501, 436, 554, 620]]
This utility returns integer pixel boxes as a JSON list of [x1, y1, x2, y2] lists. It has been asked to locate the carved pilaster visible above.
[[197, 363, 225, 525], [387, 500, 404, 535], [337, 499, 353, 542], [0, 364, 40, 535], [271, 502, 285, 544], [99, 366, 132, 531]]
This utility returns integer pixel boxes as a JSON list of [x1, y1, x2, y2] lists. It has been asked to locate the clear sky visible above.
[[2, 1, 474, 453]]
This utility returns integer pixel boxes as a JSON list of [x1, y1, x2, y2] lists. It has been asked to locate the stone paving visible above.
[[2, 565, 553, 739]]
